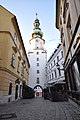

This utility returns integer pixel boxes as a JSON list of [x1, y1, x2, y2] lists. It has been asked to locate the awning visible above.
[[53, 81, 66, 86], [48, 77, 65, 84]]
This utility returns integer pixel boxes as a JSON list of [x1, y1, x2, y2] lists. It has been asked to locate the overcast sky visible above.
[[0, 0, 60, 60]]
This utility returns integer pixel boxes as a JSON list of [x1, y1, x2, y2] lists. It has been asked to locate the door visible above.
[[15, 85, 18, 99]]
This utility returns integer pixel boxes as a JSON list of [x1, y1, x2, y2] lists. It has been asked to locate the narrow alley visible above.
[[0, 98, 80, 120]]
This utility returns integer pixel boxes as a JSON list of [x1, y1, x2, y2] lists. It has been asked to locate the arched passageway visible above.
[[34, 85, 43, 97]]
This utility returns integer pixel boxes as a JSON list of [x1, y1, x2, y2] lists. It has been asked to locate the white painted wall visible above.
[[28, 37, 47, 89], [46, 44, 65, 85]]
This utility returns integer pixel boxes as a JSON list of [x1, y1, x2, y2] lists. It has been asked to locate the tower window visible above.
[[37, 58, 39, 61], [37, 78, 39, 84], [36, 52, 39, 55], [37, 70, 39, 73], [37, 63, 39, 66]]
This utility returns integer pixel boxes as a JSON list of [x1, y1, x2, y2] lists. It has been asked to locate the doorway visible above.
[[34, 85, 43, 97], [15, 85, 18, 99]]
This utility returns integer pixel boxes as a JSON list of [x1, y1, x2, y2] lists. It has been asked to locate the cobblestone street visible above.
[[0, 98, 80, 120]]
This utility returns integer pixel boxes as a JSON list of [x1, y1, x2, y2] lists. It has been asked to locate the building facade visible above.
[[28, 14, 47, 97], [0, 5, 30, 104], [47, 44, 64, 85], [46, 44, 66, 101], [56, 0, 80, 104]]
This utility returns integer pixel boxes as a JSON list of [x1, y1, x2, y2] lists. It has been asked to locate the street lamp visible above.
[[56, 63, 64, 71]]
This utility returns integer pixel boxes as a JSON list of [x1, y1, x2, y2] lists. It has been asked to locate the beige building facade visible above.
[[56, 0, 80, 104], [0, 5, 30, 104]]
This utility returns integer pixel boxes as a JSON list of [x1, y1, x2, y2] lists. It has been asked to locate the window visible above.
[[67, 14, 72, 40], [72, 61, 80, 91], [8, 83, 12, 95], [52, 73, 54, 79], [22, 53, 24, 59], [13, 33, 17, 44], [58, 69, 61, 76], [37, 70, 39, 73], [37, 78, 39, 84], [50, 75, 51, 80], [54, 60, 55, 65], [51, 63, 52, 68], [11, 53, 15, 67], [49, 66, 50, 69], [54, 69, 57, 78], [37, 63, 39, 66], [36, 52, 39, 55], [37, 58, 39, 61], [61, 51, 63, 58], [17, 61, 20, 73], [19, 45, 21, 50], [21, 66, 24, 76], [57, 56, 59, 62]]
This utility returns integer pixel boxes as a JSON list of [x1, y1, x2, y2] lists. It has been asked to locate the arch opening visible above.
[[34, 85, 43, 97]]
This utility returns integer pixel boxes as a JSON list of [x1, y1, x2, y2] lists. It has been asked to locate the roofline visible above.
[[47, 43, 61, 62], [0, 5, 30, 67], [0, 5, 14, 16]]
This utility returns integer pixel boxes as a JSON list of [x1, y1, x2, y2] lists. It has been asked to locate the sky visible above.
[[0, 0, 60, 60]]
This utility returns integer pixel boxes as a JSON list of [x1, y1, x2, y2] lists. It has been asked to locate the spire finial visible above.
[[36, 13, 38, 19]]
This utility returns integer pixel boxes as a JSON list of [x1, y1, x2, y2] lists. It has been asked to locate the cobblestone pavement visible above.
[[0, 98, 80, 120]]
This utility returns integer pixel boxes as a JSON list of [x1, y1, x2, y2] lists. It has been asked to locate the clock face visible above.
[[36, 39, 39, 42], [36, 39, 38, 42]]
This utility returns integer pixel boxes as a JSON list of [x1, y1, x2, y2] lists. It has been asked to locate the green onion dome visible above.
[[32, 13, 43, 38]]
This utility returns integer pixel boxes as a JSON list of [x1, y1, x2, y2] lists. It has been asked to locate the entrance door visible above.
[[8, 83, 12, 102], [15, 85, 18, 99]]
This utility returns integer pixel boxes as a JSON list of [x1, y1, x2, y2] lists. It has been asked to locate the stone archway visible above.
[[34, 85, 43, 97]]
